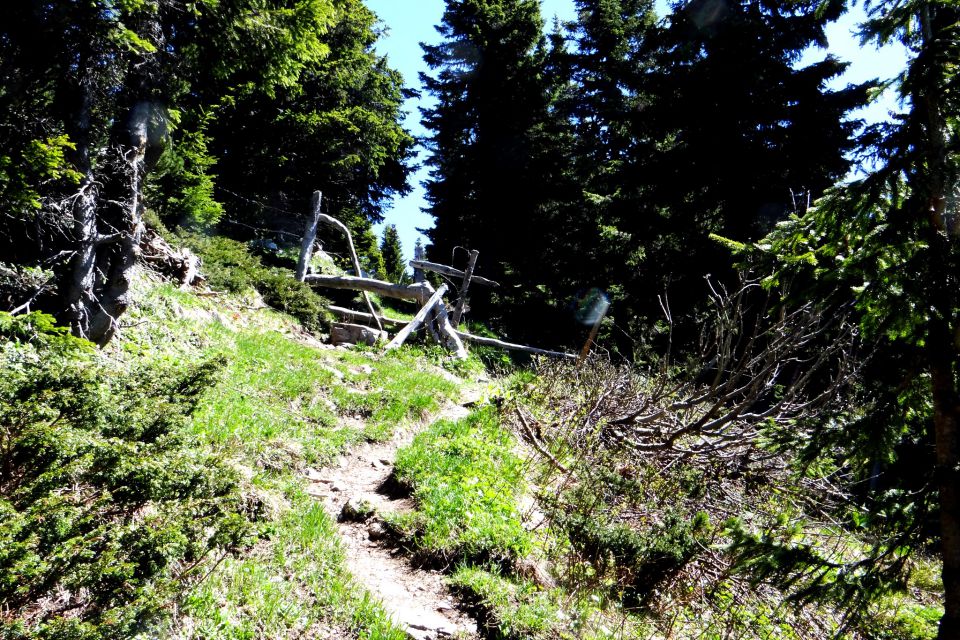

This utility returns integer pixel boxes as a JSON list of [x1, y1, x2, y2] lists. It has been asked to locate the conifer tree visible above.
[[0, 0, 335, 343], [421, 0, 553, 321], [620, 0, 867, 345], [757, 2, 960, 634], [379, 224, 407, 283]]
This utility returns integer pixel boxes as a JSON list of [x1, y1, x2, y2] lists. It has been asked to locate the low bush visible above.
[[177, 233, 332, 332], [0, 325, 254, 639]]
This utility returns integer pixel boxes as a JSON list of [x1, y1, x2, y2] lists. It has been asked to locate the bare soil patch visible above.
[[306, 403, 477, 640]]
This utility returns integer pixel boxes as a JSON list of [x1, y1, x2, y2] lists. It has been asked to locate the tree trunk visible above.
[[930, 326, 960, 640], [63, 82, 99, 339], [296, 191, 322, 281]]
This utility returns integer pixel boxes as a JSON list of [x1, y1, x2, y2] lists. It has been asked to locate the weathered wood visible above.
[[409, 260, 499, 288], [331, 322, 387, 346], [434, 303, 468, 359], [306, 274, 432, 301], [451, 249, 479, 328], [413, 241, 426, 283], [296, 191, 322, 281], [328, 305, 407, 330], [454, 330, 576, 360], [140, 228, 203, 288], [385, 284, 449, 351], [315, 212, 383, 333]]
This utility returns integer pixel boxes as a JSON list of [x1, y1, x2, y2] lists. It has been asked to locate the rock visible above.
[[367, 521, 388, 541], [348, 364, 374, 375], [340, 497, 375, 522], [331, 322, 387, 346]]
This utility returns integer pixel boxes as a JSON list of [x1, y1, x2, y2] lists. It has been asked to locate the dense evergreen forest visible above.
[[1, 0, 959, 638]]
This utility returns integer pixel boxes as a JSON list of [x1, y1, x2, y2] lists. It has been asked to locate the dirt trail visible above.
[[305, 400, 478, 640]]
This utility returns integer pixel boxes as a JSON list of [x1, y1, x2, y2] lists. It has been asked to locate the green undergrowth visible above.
[[390, 406, 531, 565], [0, 313, 252, 640], [388, 401, 645, 639], [502, 359, 944, 640], [0, 270, 477, 639], [175, 231, 333, 333], [449, 566, 649, 640], [122, 277, 465, 638]]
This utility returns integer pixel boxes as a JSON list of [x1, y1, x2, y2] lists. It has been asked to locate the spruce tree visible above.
[[756, 2, 960, 634], [623, 0, 867, 345], [379, 224, 407, 283], [421, 0, 552, 323]]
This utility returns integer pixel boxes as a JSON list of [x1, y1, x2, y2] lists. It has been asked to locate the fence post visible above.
[[451, 249, 478, 328]]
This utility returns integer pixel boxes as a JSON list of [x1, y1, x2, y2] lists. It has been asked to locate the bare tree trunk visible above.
[[917, 8, 960, 636], [931, 342, 960, 640], [63, 83, 99, 339], [85, 103, 150, 344], [296, 191, 322, 281]]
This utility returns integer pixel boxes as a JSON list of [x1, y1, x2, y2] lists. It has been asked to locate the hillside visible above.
[[0, 261, 942, 639]]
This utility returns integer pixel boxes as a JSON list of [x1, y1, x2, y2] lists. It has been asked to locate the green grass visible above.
[[176, 487, 406, 640], [390, 406, 531, 565], [328, 347, 461, 441], [115, 275, 472, 639], [449, 566, 649, 640]]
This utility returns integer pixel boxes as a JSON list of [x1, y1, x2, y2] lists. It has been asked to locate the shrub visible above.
[[178, 233, 332, 332], [0, 344, 253, 639]]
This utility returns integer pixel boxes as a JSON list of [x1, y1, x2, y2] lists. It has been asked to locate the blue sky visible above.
[[366, 0, 907, 264]]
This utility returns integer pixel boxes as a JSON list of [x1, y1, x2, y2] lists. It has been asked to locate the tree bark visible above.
[[296, 191, 322, 281], [931, 340, 960, 640], [63, 80, 99, 339]]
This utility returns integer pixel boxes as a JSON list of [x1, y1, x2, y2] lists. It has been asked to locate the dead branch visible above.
[[408, 259, 500, 287]]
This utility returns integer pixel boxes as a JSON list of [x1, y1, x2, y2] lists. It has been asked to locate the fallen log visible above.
[[385, 284, 448, 351], [408, 259, 500, 288], [454, 330, 576, 360], [328, 305, 407, 330], [305, 274, 432, 302]]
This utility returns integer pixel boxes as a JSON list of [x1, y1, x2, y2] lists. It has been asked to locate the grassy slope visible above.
[[21, 269, 938, 639], [116, 276, 462, 639], [386, 373, 943, 640]]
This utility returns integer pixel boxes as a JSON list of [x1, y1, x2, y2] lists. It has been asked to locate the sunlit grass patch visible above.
[[329, 347, 461, 441], [174, 490, 406, 640], [449, 566, 648, 640], [390, 406, 531, 565]]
